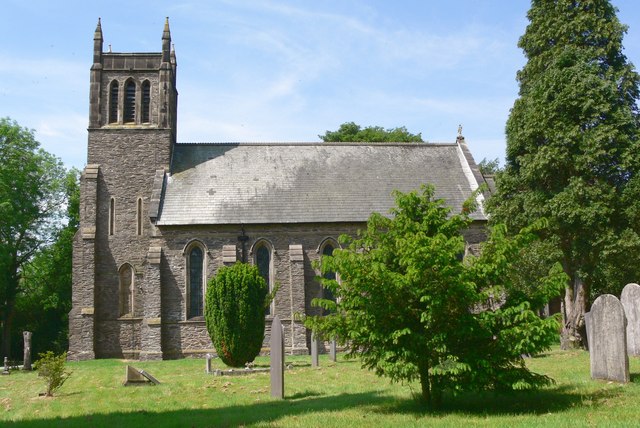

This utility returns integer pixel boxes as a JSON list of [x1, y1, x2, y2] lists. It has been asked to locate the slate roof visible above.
[[156, 142, 487, 225]]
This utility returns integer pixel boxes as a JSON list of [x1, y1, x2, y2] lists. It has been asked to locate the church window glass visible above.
[[109, 197, 115, 235], [136, 198, 143, 236], [188, 246, 204, 318], [255, 243, 273, 315], [321, 243, 337, 314]]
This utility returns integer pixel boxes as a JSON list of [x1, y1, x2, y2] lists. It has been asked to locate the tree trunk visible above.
[[418, 361, 432, 407], [560, 276, 588, 350], [1, 304, 14, 359]]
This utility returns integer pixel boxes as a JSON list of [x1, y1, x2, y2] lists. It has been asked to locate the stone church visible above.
[[68, 19, 490, 361]]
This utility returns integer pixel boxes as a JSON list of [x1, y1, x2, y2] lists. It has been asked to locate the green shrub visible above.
[[35, 351, 71, 396], [205, 263, 269, 367]]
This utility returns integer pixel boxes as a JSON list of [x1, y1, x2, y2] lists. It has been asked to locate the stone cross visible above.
[[585, 294, 629, 383], [621, 283, 640, 356], [23, 331, 32, 371], [270, 315, 284, 399], [329, 339, 337, 362], [311, 333, 319, 368]]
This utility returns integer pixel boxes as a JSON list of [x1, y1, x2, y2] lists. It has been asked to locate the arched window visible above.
[[321, 243, 337, 314], [254, 241, 273, 315], [119, 263, 134, 317], [109, 80, 118, 123], [109, 197, 115, 236], [136, 198, 143, 236], [187, 245, 205, 319], [124, 80, 136, 123], [141, 81, 151, 123]]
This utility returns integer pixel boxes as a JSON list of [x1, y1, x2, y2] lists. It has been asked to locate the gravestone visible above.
[[123, 365, 160, 386], [23, 331, 32, 371], [621, 283, 640, 356], [311, 333, 319, 368], [270, 315, 284, 399], [2, 357, 8, 375], [585, 294, 629, 383], [205, 353, 213, 373], [329, 339, 337, 362]]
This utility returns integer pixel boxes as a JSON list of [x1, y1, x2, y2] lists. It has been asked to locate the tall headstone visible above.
[[621, 283, 640, 356], [23, 331, 32, 371], [2, 357, 9, 375], [311, 333, 319, 368], [270, 315, 284, 399], [205, 353, 213, 374], [329, 339, 337, 362], [585, 294, 629, 383]]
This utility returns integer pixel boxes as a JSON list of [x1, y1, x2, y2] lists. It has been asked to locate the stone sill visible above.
[[117, 317, 143, 322]]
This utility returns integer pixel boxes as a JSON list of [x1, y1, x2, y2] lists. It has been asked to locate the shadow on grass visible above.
[[380, 384, 623, 416], [3, 391, 386, 428], [4, 383, 622, 427]]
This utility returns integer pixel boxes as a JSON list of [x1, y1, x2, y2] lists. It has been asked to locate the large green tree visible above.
[[0, 118, 68, 358], [11, 170, 79, 358], [307, 186, 564, 408], [319, 121, 423, 142], [487, 0, 640, 349]]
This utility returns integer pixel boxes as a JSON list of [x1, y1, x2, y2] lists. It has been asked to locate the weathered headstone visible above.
[[329, 339, 337, 362], [621, 283, 640, 356], [205, 353, 213, 373], [270, 315, 284, 399], [123, 365, 160, 386], [311, 333, 319, 367], [585, 294, 629, 383], [2, 357, 9, 375], [23, 331, 32, 371]]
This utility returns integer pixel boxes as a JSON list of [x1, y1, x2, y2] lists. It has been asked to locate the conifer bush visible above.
[[35, 351, 71, 397], [205, 263, 269, 367]]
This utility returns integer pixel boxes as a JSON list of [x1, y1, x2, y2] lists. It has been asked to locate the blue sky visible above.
[[1, 0, 639, 170]]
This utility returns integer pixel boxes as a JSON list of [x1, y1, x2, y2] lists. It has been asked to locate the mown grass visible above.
[[1, 348, 639, 427]]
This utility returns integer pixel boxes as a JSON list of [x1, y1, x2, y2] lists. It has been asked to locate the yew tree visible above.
[[205, 262, 269, 367], [487, 0, 640, 349], [307, 186, 564, 408]]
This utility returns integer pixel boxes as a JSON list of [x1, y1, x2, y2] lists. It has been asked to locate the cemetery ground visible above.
[[2, 349, 640, 427]]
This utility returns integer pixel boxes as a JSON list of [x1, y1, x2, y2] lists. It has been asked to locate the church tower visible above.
[[69, 19, 177, 360]]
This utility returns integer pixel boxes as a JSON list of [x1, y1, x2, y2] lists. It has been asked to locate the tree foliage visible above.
[[204, 263, 269, 367], [306, 186, 564, 408], [11, 170, 79, 358], [478, 157, 502, 176], [319, 122, 423, 143], [486, 0, 640, 348], [0, 118, 68, 358]]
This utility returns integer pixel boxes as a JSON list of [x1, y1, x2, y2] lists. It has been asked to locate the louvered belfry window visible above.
[[124, 80, 136, 123], [109, 81, 118, 123], [141, 81, 151, 123]]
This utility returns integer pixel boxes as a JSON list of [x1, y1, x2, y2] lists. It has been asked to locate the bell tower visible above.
[[69, 19, 177, 361]]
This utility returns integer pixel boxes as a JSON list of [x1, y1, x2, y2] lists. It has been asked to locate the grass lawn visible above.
[[1, 348, 639, 427]]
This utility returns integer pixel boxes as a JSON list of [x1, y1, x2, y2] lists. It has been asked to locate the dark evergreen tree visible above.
[[205, 263, 269, 367], [487, 0, 640, 349]]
